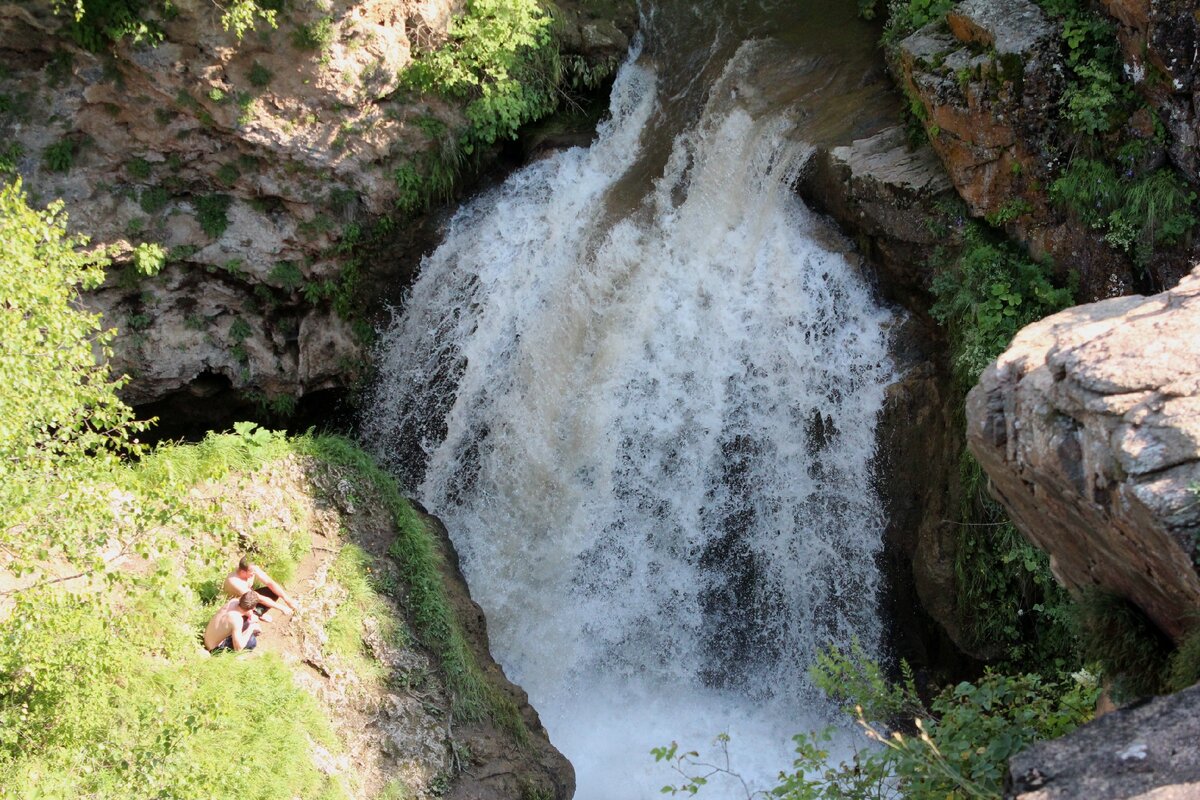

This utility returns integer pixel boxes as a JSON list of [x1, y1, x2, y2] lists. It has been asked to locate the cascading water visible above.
[[366, 6, 898, 796]]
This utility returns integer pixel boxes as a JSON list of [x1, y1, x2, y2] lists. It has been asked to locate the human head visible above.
[[237, 555, 252, 578], [238, 591, 260, 613]]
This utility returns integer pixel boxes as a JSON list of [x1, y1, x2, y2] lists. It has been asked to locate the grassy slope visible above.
[[0, 428, 523, 798]]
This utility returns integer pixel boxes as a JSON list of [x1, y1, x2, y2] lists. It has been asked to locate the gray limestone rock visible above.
[[1007, 683, 1200, 799]]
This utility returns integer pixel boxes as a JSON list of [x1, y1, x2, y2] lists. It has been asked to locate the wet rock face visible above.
[[1006, 682, 1200, 800], [0, 0, 633, 418], [800, 128, 983, 665], [800, 125, 954, 316], [966, 268, 1200, 644]]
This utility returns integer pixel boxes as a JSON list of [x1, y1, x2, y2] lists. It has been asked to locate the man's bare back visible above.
[[204, 592, 262, 652]]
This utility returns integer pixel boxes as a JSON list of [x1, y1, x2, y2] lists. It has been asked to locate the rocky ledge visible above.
[[966, 267, 1200, 644], [1007, 682, 1200, 799]]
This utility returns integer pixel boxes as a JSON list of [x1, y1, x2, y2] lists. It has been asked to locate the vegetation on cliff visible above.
[[0, 182, 540, 798]]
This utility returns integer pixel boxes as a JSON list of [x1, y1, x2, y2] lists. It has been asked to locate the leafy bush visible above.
[[0, 142, 22, 176], [291, 15, 335, 52], [657, 644, 1098, 800], [1062, 61, 1128, 136], [954, 456, 1075, 667], [882, 0, 954, 46], [194, 193, 232, 238], [401, 0, 558, 150], [54, 0, 275, 51], [930, 224, 1074, 388], [0, 179, 144, 487], [131, 241, 166, 275], [42, 138, 75, 172]]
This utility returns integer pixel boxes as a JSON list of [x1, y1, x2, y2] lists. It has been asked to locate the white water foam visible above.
[[366, 42, 896, 798]]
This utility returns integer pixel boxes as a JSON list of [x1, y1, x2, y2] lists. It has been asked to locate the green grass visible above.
[[296, 435, 529, 739], [323, 544, 408, 684], [1071, 589, 1173, 700], [0, 582, 345, 799]]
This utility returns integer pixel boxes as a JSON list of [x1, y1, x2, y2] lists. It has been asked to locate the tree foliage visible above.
[[0, 179, 145, 475], [401, 0, 559, 150], [52, 0, 274, 51]]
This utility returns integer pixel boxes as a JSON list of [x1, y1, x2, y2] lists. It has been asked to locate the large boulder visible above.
[[966, 268, 1200, 643], [1007, 682, 1200, 799]]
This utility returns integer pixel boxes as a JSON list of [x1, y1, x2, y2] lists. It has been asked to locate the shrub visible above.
[[269, 260, 304, 290], [1071, 590, 1173, 700], [1051, 159, 1197, 265], [55, 0, 275, 51], [400, 0, 557, 150], [131, 241, 166, 275], [126, 155, 152, 180], [194, 193, 232, 238], [0, 142, 22, 176], [42, 138, 75, 172], [216, 162, 240, 186], [248, 61, 273, 87], [139, 185, 170, 214], [930, 225, 1074, 388], [658, 645, 1099, 800], [882, 0, 954, 46], [292, 15, 335, 52]]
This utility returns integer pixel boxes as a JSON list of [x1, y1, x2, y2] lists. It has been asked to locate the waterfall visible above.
[[365, 35, 896, 799]]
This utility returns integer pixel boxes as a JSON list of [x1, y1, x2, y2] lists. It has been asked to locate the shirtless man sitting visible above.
[[222, 555, 298, 621], [204, 591, 263, 653]]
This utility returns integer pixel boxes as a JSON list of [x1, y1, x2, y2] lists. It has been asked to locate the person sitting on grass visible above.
[[204, 591, 263, 653], [223, 555, 298, 622]]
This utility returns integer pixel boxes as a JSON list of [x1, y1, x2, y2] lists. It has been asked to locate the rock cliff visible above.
[[890, 0, 1198, 299], [0, 0, 633, 422], [966, 268, 1200, 644]]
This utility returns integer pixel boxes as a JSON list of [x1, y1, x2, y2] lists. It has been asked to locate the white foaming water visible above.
[[366, 42, 896, 798]]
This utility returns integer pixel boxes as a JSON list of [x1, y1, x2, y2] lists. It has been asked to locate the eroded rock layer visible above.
[[966, 268, 1200, 642]]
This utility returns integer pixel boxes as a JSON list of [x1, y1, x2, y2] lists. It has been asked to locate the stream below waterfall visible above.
[[365, 2, 901, 796]]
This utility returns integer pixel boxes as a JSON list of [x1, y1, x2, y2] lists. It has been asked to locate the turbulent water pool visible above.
[[365, 2, 901, 795]]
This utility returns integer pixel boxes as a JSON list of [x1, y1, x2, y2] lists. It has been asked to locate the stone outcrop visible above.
[[890, 0, 1194, 299], [0, 0, 633, 418], [1099, 0, 1200, 183], [800, 125, 955, 315], [966, 267, 1200, 643], [1006, 682, 1200, 799]]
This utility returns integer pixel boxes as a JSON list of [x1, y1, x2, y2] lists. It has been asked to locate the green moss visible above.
[[1167, 625, 1200, 692]]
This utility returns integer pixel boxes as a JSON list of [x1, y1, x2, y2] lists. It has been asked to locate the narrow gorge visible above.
[[3, 0, 1200, 798]]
